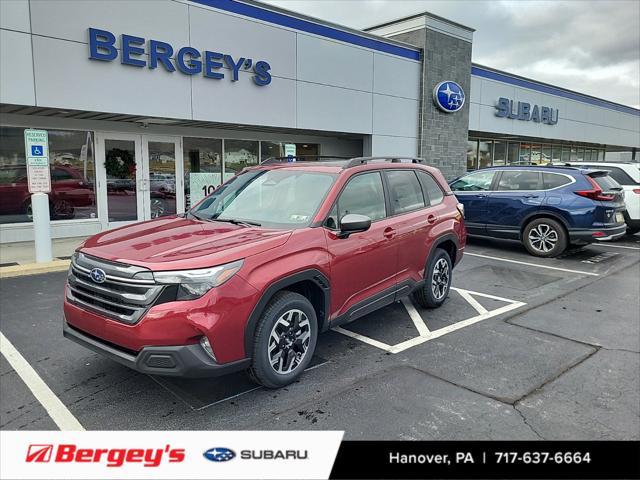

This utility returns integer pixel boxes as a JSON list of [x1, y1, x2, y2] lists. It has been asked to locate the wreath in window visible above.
[[105, 148, 136, 178]]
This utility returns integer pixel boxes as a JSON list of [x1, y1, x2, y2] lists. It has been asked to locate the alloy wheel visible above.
[[431, 258, 450, 300], [268, 309, 311, 374], [528, 224, 558, 253]]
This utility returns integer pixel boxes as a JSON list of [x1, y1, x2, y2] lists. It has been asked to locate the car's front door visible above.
[[450, 170, 497, 235], [485, 170, 544, 239], [324, 171, 398, 320]]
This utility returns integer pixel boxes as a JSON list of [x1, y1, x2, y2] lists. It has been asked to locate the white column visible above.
[[31, 192, 52, 263]]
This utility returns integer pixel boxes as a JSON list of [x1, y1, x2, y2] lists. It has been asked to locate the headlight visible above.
[[154, 259, 244, 300]]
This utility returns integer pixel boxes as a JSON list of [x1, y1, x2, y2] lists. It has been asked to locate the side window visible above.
[[543, 173, 572, 189], [450, 170, 495, 192], [337, 172, 386, 223], [417, 171, 444, 206], [496, 170, 541, 191], [386, 170, 426, 214]]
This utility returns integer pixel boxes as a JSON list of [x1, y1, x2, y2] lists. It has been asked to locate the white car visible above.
[[559, 162, 640, 234]]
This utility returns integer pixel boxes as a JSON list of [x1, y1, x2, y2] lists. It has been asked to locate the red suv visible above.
[[63, 157, 466, 387]]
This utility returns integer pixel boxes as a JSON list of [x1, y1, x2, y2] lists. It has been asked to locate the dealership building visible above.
[[1, 0, 638, 244]]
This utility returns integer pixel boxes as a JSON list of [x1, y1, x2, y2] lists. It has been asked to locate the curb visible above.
[[0, 260, 70, 279]]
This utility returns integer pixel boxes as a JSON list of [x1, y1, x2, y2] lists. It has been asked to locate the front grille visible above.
[[66, 253, 164, 324]]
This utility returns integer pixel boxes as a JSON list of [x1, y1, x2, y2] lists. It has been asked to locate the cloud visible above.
[[262, 0, 640, 108]]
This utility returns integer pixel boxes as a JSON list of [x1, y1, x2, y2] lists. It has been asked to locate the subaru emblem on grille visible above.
[[89, 268, 106, 284]]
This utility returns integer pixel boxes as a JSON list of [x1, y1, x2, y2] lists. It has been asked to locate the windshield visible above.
[[190, 169, 337, 229]]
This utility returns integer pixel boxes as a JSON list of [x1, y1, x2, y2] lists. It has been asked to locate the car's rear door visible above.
[[324, 171, 399, 320], [449, 170, 497, 235], [485, 169, 544, 239], [382, 169, 434, 290]]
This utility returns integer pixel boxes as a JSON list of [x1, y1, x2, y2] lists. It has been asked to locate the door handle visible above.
[[524, 194, 539, 198], [427, 214, 438, 224], [476, 193, 488, 198], [383, 227, 396, 239]]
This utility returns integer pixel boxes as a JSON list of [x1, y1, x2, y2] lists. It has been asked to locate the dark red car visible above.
[[63, 157, 466, 387], [0, 165, 93, 221]]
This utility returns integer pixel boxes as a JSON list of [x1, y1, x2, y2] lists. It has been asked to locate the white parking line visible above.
[[333, 288, 526, 354], [464, 252, 599, 276], [594, 243, 640, 251], [0, 331, 84, 431]]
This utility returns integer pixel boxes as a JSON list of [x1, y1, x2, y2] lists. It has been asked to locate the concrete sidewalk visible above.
[[0, 236, 86, 267]]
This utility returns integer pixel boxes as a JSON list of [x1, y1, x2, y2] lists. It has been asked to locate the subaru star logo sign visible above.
[[89, 267, 106, 284], [433, 80, 465, 113], [203, 447, 236, 462]]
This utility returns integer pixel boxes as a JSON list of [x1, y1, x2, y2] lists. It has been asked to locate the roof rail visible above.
[[260, 155, 351, 165], [343, 156, 424, 169]]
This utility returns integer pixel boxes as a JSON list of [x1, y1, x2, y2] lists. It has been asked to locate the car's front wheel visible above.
[[249, 291, 318, 388], [523, 218, 567, 257], [412, 248, 452, 309]]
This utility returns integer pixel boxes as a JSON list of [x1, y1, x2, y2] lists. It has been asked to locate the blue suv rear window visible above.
[[543, 172, 572, 189]]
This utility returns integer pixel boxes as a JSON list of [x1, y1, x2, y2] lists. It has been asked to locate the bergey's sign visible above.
[[495, 97, 559, 125]]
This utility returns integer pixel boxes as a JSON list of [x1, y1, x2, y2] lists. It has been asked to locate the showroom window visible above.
[[466, 140, 478, 170], [260, 142, 319, 161], [0, 126, 96, 224], [224, 139, 259, 180], [493, 141, 506, 166], [541, 145, 552, 165], [183, 137, 222, 209], [478, 140, 492, 168], [507, 143, 519, 165]]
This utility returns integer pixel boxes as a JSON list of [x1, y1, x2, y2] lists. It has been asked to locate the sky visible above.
[[261, 0, 640, 109]]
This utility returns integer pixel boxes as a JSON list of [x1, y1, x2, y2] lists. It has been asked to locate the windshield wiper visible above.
[[214, 218, 262, 227]]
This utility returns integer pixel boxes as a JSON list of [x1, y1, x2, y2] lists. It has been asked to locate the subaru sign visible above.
[[495, 97, 559, 125], [88, 28, 272, 86], [433, 81, 465, 113]]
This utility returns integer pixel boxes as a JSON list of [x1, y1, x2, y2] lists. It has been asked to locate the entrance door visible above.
[[96, 133, 144, 230], [143, 135, 183, 220], [96, 133, 183, 231]]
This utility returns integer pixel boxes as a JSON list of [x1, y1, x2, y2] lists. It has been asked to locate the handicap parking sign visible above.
[[31, 145, 44, 156]]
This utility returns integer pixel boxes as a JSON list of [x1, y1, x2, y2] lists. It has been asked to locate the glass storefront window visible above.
[[562, 146, 571, 162], [530, 144, 541, 164], [507, 143, 519, 165], [551, 146, 562, 163], [541, 145, 552, 165], [261, 141, 284, 161], [585, 149, 592, 162], [224, 139, 259, 180], [478, 140, 492, 168], [519, 143, 531, 165], [493, 141, 506, 166], [183, 137, 222, 210], [576, 147, 585, 161], [570, 147, 578, 161], [466, 140, 478, 170], [105, 139, 137, 222], [598, 150, 605, 161], [0, 127, 96, 224]]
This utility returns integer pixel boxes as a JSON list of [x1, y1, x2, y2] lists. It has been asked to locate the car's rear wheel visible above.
[[523, 218, 567, 257], [249, 291, 318, 388], [412, 248, 452, 309]]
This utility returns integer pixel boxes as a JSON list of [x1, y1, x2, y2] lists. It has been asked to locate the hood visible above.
[[80, 216, 292, 271]]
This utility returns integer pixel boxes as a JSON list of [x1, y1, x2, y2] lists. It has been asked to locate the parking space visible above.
[[1, 234, 638, 439]]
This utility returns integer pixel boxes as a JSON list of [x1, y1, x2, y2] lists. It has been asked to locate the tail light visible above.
[[456, 203, 465, 218], [633, 189, 640, 195], [574, 176, 616, 201]]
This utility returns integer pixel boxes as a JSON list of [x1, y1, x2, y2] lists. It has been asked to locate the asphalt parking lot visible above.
[[1, 235, 639, 440]]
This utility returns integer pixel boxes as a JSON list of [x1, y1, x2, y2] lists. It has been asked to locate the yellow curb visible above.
[[0, 260, 70, 279]]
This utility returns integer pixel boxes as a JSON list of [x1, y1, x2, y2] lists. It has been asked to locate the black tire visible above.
[[248, 291, 318, 388], [412, 248, 452, 309], [627, 226, 640, 235], [522, 218, 567, 257]]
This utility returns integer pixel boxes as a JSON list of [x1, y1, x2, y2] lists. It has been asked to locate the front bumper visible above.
[[569, 224, 627, 243], [63, 321, 250, 378]]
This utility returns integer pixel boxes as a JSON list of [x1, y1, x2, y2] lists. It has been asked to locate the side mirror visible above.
[[338, 214, 371, 238]]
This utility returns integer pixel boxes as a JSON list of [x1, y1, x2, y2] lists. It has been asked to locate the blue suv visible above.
[[450, 166, 626, 257]]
